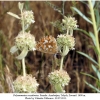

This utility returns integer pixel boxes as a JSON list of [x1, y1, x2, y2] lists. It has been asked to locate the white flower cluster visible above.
[[57, 34, 75, 50], [62, 16, 78, 30], [48, 70, 70, 93], [15, 31, 36, 51], [21, 10, 35, 26], [13, 74, 39, 93]]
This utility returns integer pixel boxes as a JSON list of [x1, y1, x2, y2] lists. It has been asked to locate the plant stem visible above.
[[62, 1, 65, 15], [22, 58, 26, 77], [21, 9, 24, 34], [88, 0, 100, 69], [21, 9, 26, 76], [60, 56, 64, 70]]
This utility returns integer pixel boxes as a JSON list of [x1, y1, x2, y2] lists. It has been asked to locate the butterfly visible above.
[[36, 36, 58, 54]]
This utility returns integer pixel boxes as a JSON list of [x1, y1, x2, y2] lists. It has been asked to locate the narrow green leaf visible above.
[[80, 1, 88, 6], [7, 12, 20, 19], [16, 49, 28, 60], [97, 27, 100, 32], [89, 32, 96, 46], [96, 80, 100, 88], [72, 7, 92, 24], [92, 64, 100, 80], [95, 9, 100, 28], [10, 46, 18, 54], [77, 51, 99, 66], [76, 28, 90, 37], [80, 72, 98, 80], [89, 45, 100, 55], [85, 81, 100, 92]]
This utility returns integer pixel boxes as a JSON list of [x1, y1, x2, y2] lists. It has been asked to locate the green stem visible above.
[[22, 17, 24, 34], [22, 58, 26, 77], [21, 10, 24, 34], [62, 1, 65, 15], [21, 9, 26, 76], [60, 56, 64, 70], [67, 29, 69, 35], [88, 0, 100, 69]]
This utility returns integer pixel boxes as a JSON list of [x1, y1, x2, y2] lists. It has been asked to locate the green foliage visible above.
[[92, 64, 100, 80], [80, 72, 97, 80], [76, 28, 90, 37], [51, 20, 66, 34], [89, 32, 96, 46], [73, 0, 100, 92], [48, 0, 100, 93], [77, 51, 99, 66], [71, 7, 92, 24], [85, 81, 100, 93]]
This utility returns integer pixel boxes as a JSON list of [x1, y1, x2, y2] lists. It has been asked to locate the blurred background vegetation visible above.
[[0, 1, 99, 93]]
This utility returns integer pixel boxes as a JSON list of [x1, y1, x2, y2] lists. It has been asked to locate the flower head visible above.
[[15, 31, 36, 51], [48, 70, 70, 93], [10, 31, 36, 59], [21, 10, 35, 26], [13, 74, 39, 93], [62, 16, 78, 31], [36, 36, 58, 54], [57, 34, 75, 50]]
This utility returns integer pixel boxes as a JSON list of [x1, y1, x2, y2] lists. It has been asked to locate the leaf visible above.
[[80, 1, 88, 7], [91, 0, 95, 8], [76, 28, 90, 37], [77, 51, 99, 66], [96, 80, 100, 88], [92, 64, 100, 80], [16, 49, 28, 60], [97, 27, 100, 32], [89, 32, 96, 46], [72, 7, 92, 24], [80, 72, 97, 80], [85, 81, 100, 92], [95, 9, 100, 28], [7, 12, 20, 19], [62, 45, 69, 56], [95, 8, 100, 32], [18, 2, 24, 11], [10, 46, 18, 54], [54, 84, 64, 93], [89, 45, 99, 55]]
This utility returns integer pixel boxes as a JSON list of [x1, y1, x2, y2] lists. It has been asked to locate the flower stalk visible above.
[[60, 56, 64, 70], [20, 8, 24, 34], [22, 58, 26, 77], [8, 2, 38, 93], [88, 0, 100, 69], [21, 8, 26, 76]]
